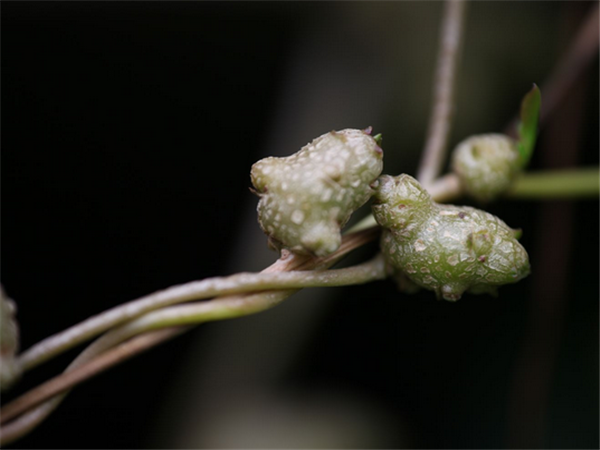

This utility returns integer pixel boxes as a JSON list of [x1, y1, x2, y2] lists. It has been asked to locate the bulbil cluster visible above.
[[250, 127, 531, 301], [251, 128, 383, 256], [372, 174, 530, 301]]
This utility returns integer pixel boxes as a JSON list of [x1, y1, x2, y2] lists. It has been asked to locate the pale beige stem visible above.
[[417, 0, 468, 187], [0, 229, 380, 445]]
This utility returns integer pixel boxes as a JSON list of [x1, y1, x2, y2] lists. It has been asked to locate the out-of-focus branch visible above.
[[538, 2, 598, 126], [507, 10, 591, 442], [417, 0, 467, 187], [506, 2, 599, 137]]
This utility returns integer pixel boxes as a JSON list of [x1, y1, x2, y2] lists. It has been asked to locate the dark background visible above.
[[2, 2, 598, 448]]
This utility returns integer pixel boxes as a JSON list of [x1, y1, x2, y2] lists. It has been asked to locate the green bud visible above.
[[1, 285, 21, 390], [451, 134, 520, 203], [251, 128, 383, 256], [372, 174, 530, 301]]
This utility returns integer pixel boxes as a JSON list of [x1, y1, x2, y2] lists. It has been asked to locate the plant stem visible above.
[[3, 227, 378, 447], [417, 0, 467, 187], [350, 167, 597, 238], [0, 328, 185, 425], [0, 252, 385, 445], [18, 227, 379, 373], [507, 167, 599, 199], [0, 326, 187, 446]]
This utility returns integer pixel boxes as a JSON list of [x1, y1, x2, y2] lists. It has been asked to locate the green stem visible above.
[[507, 167, 599, 199], [350, 167, 597, 236]]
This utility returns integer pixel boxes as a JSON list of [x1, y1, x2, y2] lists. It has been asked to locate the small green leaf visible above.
[[517, 84, 541, 168]]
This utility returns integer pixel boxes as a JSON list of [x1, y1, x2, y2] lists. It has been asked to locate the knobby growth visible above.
[[1, 1, 598, 446]]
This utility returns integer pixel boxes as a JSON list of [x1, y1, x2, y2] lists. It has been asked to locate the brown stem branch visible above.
[[506, 5, 591, 443], [505, 2, 599, 137], [0, 328, 185, 426]]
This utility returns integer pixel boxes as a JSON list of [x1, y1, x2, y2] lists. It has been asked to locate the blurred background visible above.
[[2, 1, 598, 448]]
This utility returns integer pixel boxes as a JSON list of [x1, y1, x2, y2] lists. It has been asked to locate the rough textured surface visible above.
[[451, 133, 520, 203], [372, 174, 530, 301], [251, 128, 383, 256], [1, 285, 21, 390]]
